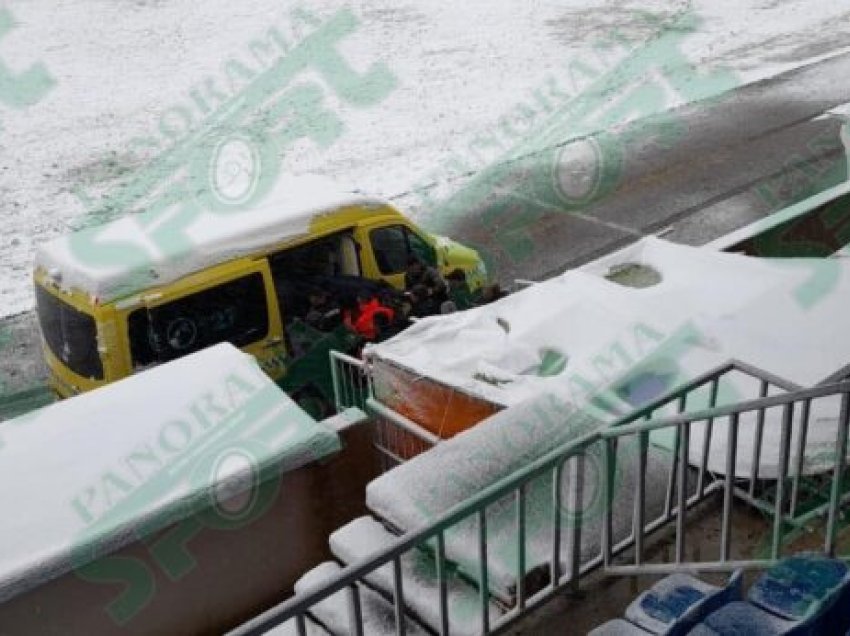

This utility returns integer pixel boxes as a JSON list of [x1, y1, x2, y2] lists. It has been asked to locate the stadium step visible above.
[[264, 614, 330, 635], [293, 561, 431, 636], [366, 431, 675, 607], [329, 516, 503, 636]]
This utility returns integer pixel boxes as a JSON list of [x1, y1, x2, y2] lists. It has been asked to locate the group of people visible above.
[[403, 255, 507, 313], [302, 256, 504, 344], [303, 284, 398, 342], [403, 257, 451, 316]]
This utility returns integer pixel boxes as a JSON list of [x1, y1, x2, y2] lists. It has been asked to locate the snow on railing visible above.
[[603, 377, 850, 576], [231, 359, 850, 635]]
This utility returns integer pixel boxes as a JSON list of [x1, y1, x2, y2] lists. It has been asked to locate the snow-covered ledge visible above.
[[0, 343, 341, 604]]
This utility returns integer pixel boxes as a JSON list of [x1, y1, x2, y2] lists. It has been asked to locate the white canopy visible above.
[[369, 238, 850, 476], [0, 343, 340, 602]]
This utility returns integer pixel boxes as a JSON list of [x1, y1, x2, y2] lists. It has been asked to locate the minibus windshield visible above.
[[35, 284, 103, 380]]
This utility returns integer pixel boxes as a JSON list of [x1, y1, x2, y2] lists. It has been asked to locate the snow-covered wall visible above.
[[0, 343, 340, 602]]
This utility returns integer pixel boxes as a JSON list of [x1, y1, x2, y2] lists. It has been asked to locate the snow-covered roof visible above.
[[34, 174, 392, 302], [369, 238, 850, 477], [0, 343, 340, 603], [371, 238, 850, 406]]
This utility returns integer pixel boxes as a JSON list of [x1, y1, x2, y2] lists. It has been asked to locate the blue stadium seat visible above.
[[588, 618, 653, 635], [625, 571, 742, 635], [690, 601, 803, 635], [748, 553, 850, 631], [590, 556, 850, 635]]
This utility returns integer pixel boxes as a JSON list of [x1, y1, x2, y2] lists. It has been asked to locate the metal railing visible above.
[[231, 426, 606, 636], [367, 398, 441, 471], [330, 351, 441, 470], [602, 378, 850, 576], [819, 363, 850, 386], [232, 367, 850, 636], [609, 359, 802, 519], [329, 350, 371, 413], [610, 359, 801, 428], [365, 357, 801, 475]]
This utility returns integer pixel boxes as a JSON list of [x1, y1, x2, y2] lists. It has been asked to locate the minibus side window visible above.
[[370, 226, 408, 274], [128, 273, 269, 367], [370, 225, 436, 274], [269, 231, 361, 281], [268, 230, 362, 320], [406, 228, 437, 266]]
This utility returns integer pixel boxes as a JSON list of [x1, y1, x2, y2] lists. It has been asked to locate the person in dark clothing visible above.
[[404, 257, 448, 295], [404, 257, 448, 316], [304, 289, 341, 331], [445, 267, 506, 310], [404, 283, 433, 317], [445, 268, 475, 310], [480, 282, 506, 304], [372, 311, 392, 340]]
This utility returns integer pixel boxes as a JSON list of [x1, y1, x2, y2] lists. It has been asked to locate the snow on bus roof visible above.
[[0, 343, 340, 603], [34, 174, 391, 302]]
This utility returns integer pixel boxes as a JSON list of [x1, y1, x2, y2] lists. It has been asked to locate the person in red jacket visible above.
[[343, 291, 395, 341]]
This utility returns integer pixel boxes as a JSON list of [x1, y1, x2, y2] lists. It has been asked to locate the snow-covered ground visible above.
[[3, 0, 850, 317]]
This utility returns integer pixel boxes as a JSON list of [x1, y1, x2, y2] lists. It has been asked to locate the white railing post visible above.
[[329, 350, 343, 413], [826, 392, 850, 556], [721, 412, 739, 562]]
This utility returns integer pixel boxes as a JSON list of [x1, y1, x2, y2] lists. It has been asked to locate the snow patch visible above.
[[295, 561, 430, 636], [34, 174, 388, 302], [330, 516, 502, 635]]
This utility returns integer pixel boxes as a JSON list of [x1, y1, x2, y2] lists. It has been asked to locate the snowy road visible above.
[[440, 51, 850, 283], [3, 1, 850, 315], [3, 1, 850, 393]]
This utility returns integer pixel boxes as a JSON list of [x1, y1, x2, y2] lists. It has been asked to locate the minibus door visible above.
[[125, 262, 288, 382], [247, 262, 289, 383], [357, 221, 438, 289]]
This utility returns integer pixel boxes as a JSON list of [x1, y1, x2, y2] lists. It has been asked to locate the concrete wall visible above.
[[0, 422, 380, 635]]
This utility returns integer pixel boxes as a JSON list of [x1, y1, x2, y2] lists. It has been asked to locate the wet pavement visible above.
[[438, 51, 850, 284]]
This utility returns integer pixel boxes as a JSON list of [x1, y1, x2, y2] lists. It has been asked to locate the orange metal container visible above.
[[370, 356, 502, 439]]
